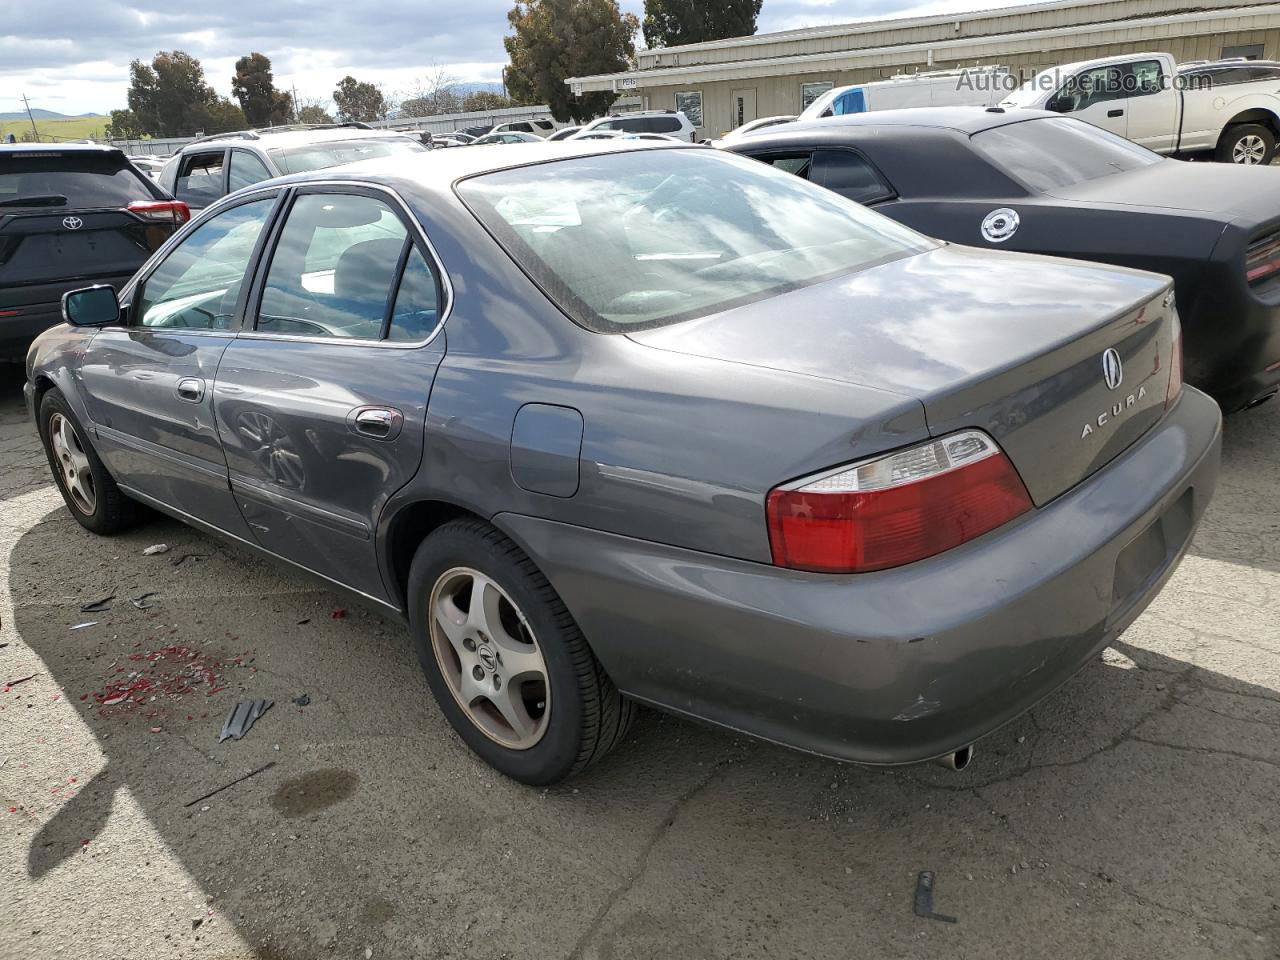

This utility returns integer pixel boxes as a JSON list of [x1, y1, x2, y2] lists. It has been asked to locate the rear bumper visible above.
[[1183, 272, 1280, 411], [498, 387, 1222, 766], [0, 274, 134, 362], [0, 304, 62, 362]]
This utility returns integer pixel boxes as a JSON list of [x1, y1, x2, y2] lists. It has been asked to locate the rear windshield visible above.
[[0, 152, 154, 208], [458, 148, 936, 332], [268, 137, 426, 174], [972, 117, 1161, 192]]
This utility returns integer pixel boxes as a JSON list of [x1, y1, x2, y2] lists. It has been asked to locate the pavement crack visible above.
[[565, 757, 732, 960], [1126, 736, 1280, 773]]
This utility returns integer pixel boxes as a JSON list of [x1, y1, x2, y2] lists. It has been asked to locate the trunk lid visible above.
[[628, 244, 1177, 506], [1044, 161, 1280, 222]]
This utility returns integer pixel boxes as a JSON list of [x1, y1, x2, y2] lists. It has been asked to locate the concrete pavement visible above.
[[2, 368, 1277, 959]]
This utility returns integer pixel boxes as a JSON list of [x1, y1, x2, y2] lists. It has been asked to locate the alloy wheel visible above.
[[1233, 134, 1267, 164], [49, 412, 96, 515], [429, 566, 551, 749]]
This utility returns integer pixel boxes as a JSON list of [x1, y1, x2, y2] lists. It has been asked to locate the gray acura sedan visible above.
[[25, 141, 1221, 784]]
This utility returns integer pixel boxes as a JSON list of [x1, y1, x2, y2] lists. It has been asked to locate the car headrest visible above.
[[332, 237, 405, 306]]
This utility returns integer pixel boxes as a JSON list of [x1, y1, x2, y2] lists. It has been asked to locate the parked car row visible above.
[[21, 126, 1240, 787], [429, 110, 699, 147]]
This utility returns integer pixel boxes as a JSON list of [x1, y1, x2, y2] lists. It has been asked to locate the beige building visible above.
[[566, 0, 1280, 139]]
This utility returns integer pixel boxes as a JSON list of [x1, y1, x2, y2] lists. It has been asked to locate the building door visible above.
[[730, 89, 757, 132]]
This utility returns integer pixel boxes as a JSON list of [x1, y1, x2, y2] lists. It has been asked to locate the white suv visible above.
[[490, 118, 557, 138], [576, 111, 697, 142]]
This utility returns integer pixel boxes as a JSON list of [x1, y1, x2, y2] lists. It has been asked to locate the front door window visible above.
[[134, 196, 276, 331]]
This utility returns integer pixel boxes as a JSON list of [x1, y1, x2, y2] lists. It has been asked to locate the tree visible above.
[[399, 67, 463, 118], [126, 50, 233, 137], [463, 90, 512, 112], [642, 0, 761, 47], [231, 52, 292, 126], [204, 98, 248, 134], [106, 108, 144, 140], [297, 104, 334, 124], [333, 76, 388, 122], [505, 0, 639, 123]]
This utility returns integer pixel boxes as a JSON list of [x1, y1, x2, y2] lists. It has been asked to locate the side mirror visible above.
[[61, 285, 120, 327], [1046, 95, 1074, 114]]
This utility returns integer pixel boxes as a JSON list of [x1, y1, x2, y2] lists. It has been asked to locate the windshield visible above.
[[458, 148, 937, 332], [269, 137, 425, 174], [999, 70, 1060, 107], [0, 152, 153, 208], [972, 117, 1162, 192]]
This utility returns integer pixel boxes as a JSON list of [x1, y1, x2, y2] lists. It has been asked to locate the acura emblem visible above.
[[1102, 348, 1123, 390], [62, 216, 83, 230]]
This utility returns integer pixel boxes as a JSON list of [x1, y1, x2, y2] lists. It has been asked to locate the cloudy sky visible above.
[[2, 0, 1028, 116]]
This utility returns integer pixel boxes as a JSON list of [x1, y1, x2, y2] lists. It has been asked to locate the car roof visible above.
[[755, 106, 1055, 138], [265, 139, 703, 188], [0, 142, 122, 155]]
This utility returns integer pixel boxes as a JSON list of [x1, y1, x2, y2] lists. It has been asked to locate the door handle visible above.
[[176, 377, 205, 403], [1107, 108, 1124, 118], [349, 406, 403, 440]]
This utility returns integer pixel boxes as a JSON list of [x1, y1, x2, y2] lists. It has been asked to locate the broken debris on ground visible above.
[[219, 699, 273, 743]]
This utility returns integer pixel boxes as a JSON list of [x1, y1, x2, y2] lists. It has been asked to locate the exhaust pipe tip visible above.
[[933, 744, 974, 771]]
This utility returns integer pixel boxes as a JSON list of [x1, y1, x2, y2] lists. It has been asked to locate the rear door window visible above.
[[0, 152, 154, 209], [228, 150, 273, 192], [649, 117, 682, 133], [175, 151, 226, 207], [256, 192, 409, 341], [810, 149, 894, 204], [750, 153, 814, 179], [387, 247, 443, 342]]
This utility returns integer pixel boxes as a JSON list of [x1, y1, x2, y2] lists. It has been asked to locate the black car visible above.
[[1, 143, 189, 362], [724, 108, 1280, 412]]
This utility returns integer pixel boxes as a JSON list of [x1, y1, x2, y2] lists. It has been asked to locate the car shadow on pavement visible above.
[[7, 402, 1280, 959]]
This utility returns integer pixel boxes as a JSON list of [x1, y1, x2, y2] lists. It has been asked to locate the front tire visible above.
[[38, 389, 140, 535], [407, 518, 634, 784], [1217, 123, 1275, 165]]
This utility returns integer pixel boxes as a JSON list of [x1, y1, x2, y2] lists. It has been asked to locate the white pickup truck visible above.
[[1001, 52, 1280, 164]]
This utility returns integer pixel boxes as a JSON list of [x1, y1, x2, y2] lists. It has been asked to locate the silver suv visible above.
[[576, 110, 697, 142], [158, 124, 426, 211]]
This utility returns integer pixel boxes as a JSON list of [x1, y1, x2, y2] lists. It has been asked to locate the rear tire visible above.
[[38, 389, 141, 535], [407, 518, 634, 784], [1217, 123, 1275, 165]]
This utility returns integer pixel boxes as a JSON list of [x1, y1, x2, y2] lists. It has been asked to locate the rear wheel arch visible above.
[[384, 498, 488, 610], [1222, 109, 1280, 136]]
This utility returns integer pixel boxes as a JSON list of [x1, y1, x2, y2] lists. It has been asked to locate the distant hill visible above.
[[0, 109, 103, 121], [453, 82, 505, 96]]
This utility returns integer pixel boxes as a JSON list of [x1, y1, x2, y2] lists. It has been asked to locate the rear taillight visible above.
[[1166, 311, 1183, 408], [127, 200, 191, 225], [1245, 231, 1280, 285], [766, 430, 1033, 574]]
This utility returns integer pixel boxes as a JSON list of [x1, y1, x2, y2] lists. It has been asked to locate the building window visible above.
[[801, 82, 834, 109], [674, 90, 703, 127], [1222, 43, 1265, 60]]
